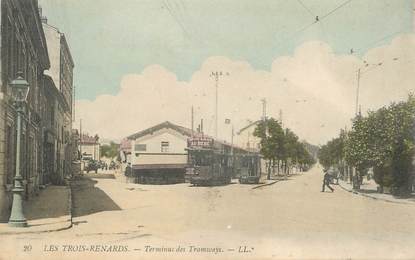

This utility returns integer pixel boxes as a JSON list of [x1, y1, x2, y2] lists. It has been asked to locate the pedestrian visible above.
[[321, 169, 334, 192], [125, 163, 132, 177]]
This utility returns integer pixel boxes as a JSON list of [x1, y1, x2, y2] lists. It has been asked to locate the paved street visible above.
[[3, 166, 415, 259]]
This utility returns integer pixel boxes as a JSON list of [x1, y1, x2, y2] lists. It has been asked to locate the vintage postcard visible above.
[[1, 0, 415, 259]]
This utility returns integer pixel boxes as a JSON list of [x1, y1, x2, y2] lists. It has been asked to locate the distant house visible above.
[[235, 120, 267, 174], [235, 120, 262, 152], [125, 121, 194, 184], [80, 134, 100, 161]]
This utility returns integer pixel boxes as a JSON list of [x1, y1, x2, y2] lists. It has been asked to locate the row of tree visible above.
[[318, 95, 415, 196], [100, 142, 120, 159], [253, 118, 316, 180]]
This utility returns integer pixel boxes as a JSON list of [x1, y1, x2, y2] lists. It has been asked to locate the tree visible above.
[[282, 128, 299, 174], [254, 117, 316, 179], [254, 118, 285, 180], [100, 142, 120, 159], [343, 95, 415, 195]]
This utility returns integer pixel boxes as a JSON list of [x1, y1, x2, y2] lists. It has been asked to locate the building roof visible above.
[[236, 120, 262, 135], [80, 134, 99, 145], [127, 121, 194, 140], [43, 22, 75, 68]]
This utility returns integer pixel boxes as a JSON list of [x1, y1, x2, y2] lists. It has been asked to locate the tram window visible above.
[[243, 159, 249, 167], [192, 152, 211, 166]]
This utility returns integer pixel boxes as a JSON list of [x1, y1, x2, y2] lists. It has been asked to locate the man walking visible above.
[[322, 169, 334, 192]]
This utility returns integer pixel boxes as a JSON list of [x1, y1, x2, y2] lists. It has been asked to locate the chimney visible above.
[[39, 6, 48, 24], [41, 16, 48, 24]]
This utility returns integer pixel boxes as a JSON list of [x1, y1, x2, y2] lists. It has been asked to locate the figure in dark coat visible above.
[[322, 171, 334, 192], [125, 163, 132, 177]]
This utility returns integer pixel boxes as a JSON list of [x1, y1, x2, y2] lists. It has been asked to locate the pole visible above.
[[231, 124, 234, 153], [8, 106, 27, 227], [80, 119, 82, 159], [231, 124, 234, 177], [261, 99, 268, 137], [215, 75, 218, 139], [191, 106, 194, 137], [355, 69, 361, 115]]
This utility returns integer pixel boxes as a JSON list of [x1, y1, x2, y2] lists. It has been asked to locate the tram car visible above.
[[237, 153, 261, 184], [187, 136, 233, 186]]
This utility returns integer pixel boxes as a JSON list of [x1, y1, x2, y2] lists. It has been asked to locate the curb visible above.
[[252, 180, 279, 189], [338, 181, 414, 206], [0, 184, 74, 235]]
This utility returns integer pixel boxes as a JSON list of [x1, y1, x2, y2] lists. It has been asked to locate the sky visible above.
[[38, 0, 415, 145]]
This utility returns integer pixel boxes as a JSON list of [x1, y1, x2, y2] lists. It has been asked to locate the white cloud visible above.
[[75, 34, 415, 145]]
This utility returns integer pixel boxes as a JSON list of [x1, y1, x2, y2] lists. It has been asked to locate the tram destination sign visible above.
[[188, 136, 214, 148]]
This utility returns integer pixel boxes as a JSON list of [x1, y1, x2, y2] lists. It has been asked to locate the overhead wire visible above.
[[276, 0, 353, 47], [319, 0, 352, 20], [163, 0, 190, 38], [352, 29, 406, 55], [296, 0, 315, 17]]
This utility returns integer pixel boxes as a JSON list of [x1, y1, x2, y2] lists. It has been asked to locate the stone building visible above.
[[0, 0, 50, 221], [42, 17, 74, 182], [41, 75, 69, 184]]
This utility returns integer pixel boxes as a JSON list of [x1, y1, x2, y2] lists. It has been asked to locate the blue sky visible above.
[[38, 0, 413, 100]]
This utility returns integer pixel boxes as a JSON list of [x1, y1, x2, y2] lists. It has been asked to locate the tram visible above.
[[187, 136, 233, 186], [237, 153, 261, 184]]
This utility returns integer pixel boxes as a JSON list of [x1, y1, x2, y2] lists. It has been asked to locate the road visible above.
[[2, 165, 415, 260]]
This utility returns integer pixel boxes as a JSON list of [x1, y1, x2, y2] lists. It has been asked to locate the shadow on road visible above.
[[71, 176, 121, 217], [24, 186, 70, 221]]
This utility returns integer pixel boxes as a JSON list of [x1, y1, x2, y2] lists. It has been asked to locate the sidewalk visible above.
[[0, 185, 72, 235], [338, 179, 415, 205], [252, 172, 303, 189]]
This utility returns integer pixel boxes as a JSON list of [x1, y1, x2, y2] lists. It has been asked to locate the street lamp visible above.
[[8, 71, 30, 227]]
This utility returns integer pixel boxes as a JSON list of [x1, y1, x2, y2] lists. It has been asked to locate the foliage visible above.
[[318, 134, 346, 170], [254, 117, 316, 177], [321, 95, 415, 196], [100, 142, 120, 159]]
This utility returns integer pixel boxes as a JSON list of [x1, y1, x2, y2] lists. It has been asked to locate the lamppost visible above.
[[8, 71, 30, 227]]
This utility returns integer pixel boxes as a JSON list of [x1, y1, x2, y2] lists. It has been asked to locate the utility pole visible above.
[[261, 98, 268, 137], [191, 106, 194, 137], [262, 98, 267, 121], [279, 109, 283, 128], [79, 119, 82, 161], [355, 68, 361, 115], [210, 71, 229, 139]]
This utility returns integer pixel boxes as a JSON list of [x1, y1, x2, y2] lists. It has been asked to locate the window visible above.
[[161, 141, 169, 153], [134, 144, 146, 151]]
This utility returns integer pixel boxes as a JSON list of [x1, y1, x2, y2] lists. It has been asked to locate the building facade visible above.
[[0, 0, 50, 221], [125, 121, 193, 184], [42, 17, 74, 183], [235, 120, 262, 152], [80, 134, 100, 161], [235, 120, 267, 174]]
